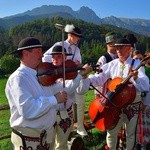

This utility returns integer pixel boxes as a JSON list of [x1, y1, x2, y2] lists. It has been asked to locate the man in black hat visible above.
[[43, 24, 88, 139], [43, 24, 82, 64], [97, 32, 118, 66], [5, 37, 91, 150], [49, 45, 91, 150], [76, 38, 149, 150]]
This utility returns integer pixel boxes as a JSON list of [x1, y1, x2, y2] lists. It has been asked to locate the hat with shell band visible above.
[[105, 32, 117, 44], [64, 24, 83, 38], [11, 37, 45, 55], [110, 38, 131, 47]]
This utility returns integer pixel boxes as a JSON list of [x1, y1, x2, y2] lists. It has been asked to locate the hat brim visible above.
[[66, 32, 83, 38], [50, 52, 72, 56], [11, 46, 49, 55], [110, 44, 131, 47], [72, 33, 83, 38]]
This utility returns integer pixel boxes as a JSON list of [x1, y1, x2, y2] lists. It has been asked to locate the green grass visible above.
[[0, 76, 8, 105], [0, 77, 12, 150], [0, 110, 11, 135], [0, 139, 12, 150], [0, 77, 106, 150]]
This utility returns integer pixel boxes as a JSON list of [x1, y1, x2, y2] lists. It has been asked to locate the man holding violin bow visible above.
[[5, 37, 91, 150], [43, 44, 91, 150], [77, 38, 150, 150]]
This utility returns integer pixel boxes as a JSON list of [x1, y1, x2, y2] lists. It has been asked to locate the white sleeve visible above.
[[130, 66, 150, 92], [5, 75, 57, 120], [97, 56, 107, 66], [76, 78, 91, 94], [42, 47, 53, 62], [64, 74, 82, 94]]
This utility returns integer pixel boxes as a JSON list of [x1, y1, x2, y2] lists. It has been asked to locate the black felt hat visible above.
[[11, 37, 47, 55], [50, 45, 72, 56], [110, 38, 131, 47], [124, 33, 137, 48], [64, 24, 83, 38]]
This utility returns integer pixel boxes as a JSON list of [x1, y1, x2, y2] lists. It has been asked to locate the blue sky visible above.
[[0, 0, 150, 20]]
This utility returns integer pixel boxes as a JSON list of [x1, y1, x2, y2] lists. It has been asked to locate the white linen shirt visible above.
[[50, 75, 83, 111], [42, 40, 82, 63], [97, 52, 117, 67], [77, 56, 150, 102], [5, 64, 82, 129]]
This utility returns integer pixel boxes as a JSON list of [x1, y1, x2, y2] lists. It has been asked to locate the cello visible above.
[[88, 56, 150, 131]]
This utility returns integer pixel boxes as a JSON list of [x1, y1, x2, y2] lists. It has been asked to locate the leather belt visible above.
[[12, 128, 51, 149], [12, 128, 40, 142]]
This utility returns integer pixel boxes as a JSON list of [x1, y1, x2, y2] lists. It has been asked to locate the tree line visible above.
[[0, 16, 150, 75]]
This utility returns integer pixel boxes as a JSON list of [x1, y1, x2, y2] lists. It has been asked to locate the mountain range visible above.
[[0, 5, 150, 36]]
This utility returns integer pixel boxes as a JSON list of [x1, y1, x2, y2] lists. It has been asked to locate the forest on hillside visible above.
[[0, 16, 150, 75]]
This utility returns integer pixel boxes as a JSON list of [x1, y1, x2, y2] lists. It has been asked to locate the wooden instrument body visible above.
[[88, 77, 136, 131]]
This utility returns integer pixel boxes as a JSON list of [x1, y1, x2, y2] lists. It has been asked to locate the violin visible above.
[[37, 60, 81, 86], [88, 56, 150, 131], [37, 60, 100, 86]]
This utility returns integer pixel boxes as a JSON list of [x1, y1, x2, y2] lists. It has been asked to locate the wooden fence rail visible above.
[[0, 135, 11, 140], [0, 104, 11, 141], [0, 104, 9, 111]]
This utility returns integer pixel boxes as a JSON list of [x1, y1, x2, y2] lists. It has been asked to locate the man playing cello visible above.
[[77, 38, 149, 150]]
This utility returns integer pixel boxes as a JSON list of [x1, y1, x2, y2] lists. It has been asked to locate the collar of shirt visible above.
[[66, 40, 76, 48], [118, 56, 133, 65], [108, 52, 117, 59], [19, 64, 37, 77]]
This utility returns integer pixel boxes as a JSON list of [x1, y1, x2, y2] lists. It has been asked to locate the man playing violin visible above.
[[5, 37, 91, 150], [77, 38, 149, 150], [5, 37, 68, 150], [47, 45, 91, 150], [43, 24, 88, 139]]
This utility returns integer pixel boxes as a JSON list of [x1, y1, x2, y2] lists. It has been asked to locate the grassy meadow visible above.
[[0, 77, 12, 150], [0, 76, 106, 150]]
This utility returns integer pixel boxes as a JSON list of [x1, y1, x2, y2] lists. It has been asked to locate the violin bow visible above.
[[90, 56, 150, 108], [55, 23, 66, 107], [55, 23, 66, 87], [90, 84, 118, 107], [122, 55, 150, 84]]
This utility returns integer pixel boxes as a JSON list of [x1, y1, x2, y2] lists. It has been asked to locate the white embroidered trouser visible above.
[[11, 126, 55, 150], [106, 112, 138, 150], [54, 108, 73, 150], [75, 93, 87, 136]]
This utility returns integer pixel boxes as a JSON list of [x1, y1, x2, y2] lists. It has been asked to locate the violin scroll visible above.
[[143, 55, 150, 67]]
